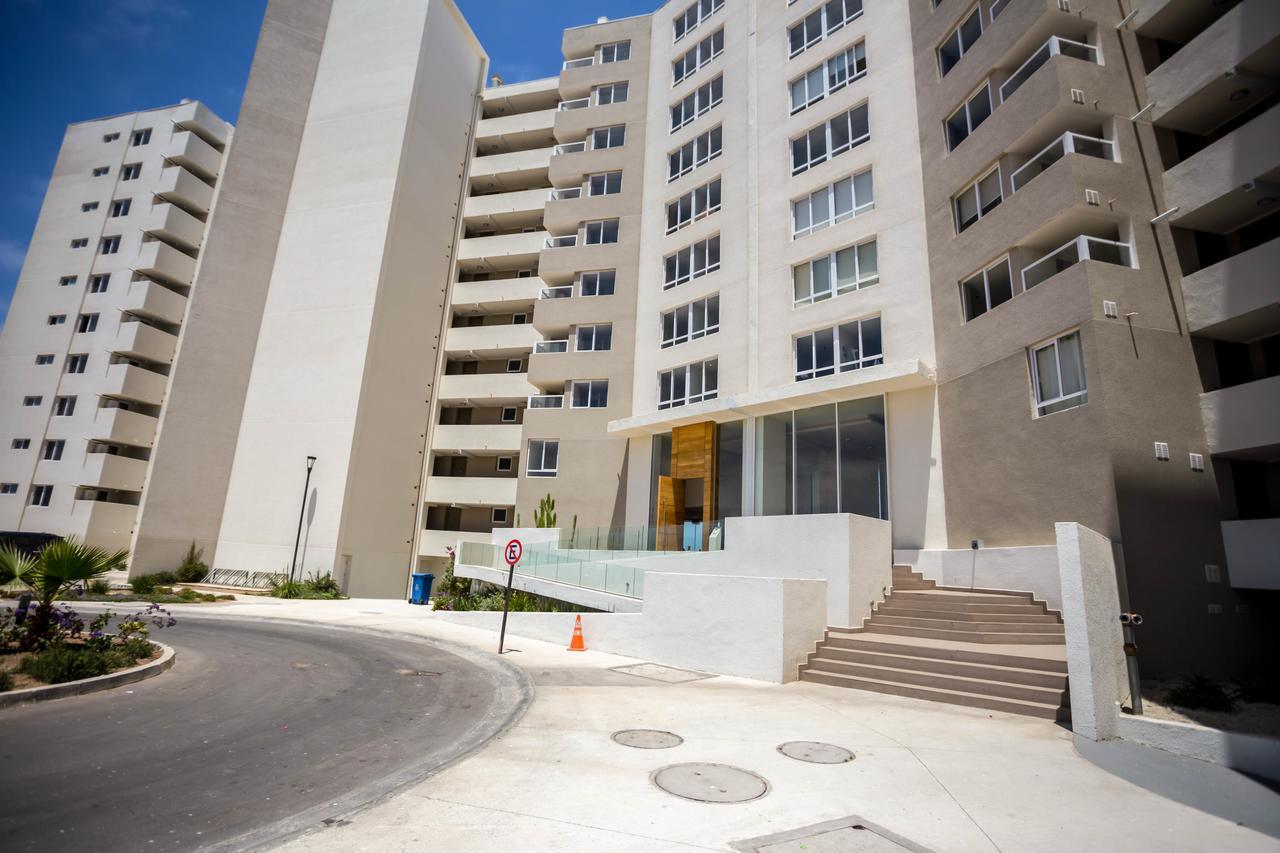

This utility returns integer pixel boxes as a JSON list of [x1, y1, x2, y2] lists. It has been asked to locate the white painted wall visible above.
[[895, 543, 1063, 610]]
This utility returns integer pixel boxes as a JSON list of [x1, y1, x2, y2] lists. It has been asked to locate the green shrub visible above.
[[88, 579, 111, 595], [0, 670, 12, 692], [116, 637, 154, 663], [1165, 674, 1237, 712], [130, 574, 159, 595], [20, 646, 112, 684], [271, 579, 303, 599], [302, 572, 341, 597], [175, 542, 209, 584]]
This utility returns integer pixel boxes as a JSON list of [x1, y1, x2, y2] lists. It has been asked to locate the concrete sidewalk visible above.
[[173, 597, 1277, 852]]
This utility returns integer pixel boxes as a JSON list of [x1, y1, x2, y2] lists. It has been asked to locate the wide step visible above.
[[877, 605, 1058, 623], [803, 657, 1067, 704], [892, 590, 1037, 605], [812, 645, 1068, 688], [799, 668, 1069, 721], [862, 624, 1067, 644], [821, 634, 1067, 673]]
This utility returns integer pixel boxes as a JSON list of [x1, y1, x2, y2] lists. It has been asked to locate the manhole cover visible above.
[[612, 729, 683, 749], [777, 741, 855, 764], [652, 763, 769, 803]]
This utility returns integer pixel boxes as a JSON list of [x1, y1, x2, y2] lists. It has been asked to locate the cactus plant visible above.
[[535, 493, 557, 528]]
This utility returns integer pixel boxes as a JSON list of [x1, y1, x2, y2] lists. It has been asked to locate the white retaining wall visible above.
[[895, 545, 1062, 611]]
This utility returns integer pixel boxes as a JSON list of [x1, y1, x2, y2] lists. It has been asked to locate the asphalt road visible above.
[[0, 612, 530, 852]]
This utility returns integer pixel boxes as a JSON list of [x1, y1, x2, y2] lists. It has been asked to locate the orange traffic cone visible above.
[[567, 614, 586, 651]]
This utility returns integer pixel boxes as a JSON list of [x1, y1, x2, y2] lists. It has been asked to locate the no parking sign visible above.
[[498, 538, 523, 655]]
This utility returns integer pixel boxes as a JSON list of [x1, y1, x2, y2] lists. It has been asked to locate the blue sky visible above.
[[0, 0, 656, 327]]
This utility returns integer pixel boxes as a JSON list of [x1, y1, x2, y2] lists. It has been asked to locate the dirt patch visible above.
[[1140, 680, 1280, 738]]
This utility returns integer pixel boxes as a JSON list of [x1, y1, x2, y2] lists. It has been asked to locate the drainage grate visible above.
[[776, 741, 855, 764], [651, 763, 769, 804], [395, 669, 441, 677], [612, 729, 683, 749], [610, 662, 714, 683], [732, 816, 934, 853]]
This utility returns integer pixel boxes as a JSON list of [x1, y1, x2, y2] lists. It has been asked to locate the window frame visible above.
[[579, 270, 616, 296], [790, 103, 870, 176], [100, 235, 121, 255], [663, 234, 721, 289], [66, 354, 89, 374], [670, 74, 724, 132], [29, 484, 53, 507], [54, 396, 77, 417], [959, 256, 1014, 321], [526, 439, 560, 477], [599, 40, 631, 63], [937, 5, 982, 77], [794, 315, 884, 381], [791, 169, 874, 238], [660, 294, 720, 348], [666, 177, 723, 234], [673, 28, 725, 86], [792, 238, 879, 305], [788, 0, 864, 58], [952, 164, 1003, 233], [586, 171, 623, 197], [569, 379, 610, 409], [591, 125, 626, 150], [88, 273, 110, 293], [593, 82, 629, 105], [673, 0, 724, 44], [491, 507, 509, 524], [789, 41, 868, 114], [121, 162, 142, 180], [658, 359, 719, 409], [1029, 330, 1089, 417], [668, 125, 723, 181], [500, 406, 518, 423], [945, 82, 993, 151], [583, 219, 620, 245], [574, 323, 613, 352]]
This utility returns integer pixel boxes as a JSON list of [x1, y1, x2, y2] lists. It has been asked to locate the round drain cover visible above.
[[612, 729, 683, 749], [776, 741, 855, 764], [651, 763, 769, 803]]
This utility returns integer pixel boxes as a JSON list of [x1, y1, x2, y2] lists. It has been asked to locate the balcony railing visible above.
[[563, 56, 595, 69], [528, 394, 565, 409], [539, 285, 573, 299], [1011, 132, 1117, 193], [554, 141, 587, 155], [545, 235, 578, 249], [549, 187, 582, 201], [558, 97, 590, 111], [999, 36, 1100, 103], [534, 339, 569, 354], [1022, 235, 1134, 290]]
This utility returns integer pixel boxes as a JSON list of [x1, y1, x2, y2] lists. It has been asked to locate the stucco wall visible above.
[[896, 544, 1063, 610]]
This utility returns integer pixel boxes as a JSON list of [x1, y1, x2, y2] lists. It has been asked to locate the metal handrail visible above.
[[1000, 36, 1099, 103], [1010, 131, 1117, 192], [1021, 234, 1134, 290]]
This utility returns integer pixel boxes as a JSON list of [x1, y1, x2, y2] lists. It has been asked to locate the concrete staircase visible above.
[[799, 566, 1070, 720]]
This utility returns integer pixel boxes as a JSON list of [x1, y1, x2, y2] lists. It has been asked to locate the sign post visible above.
[[498, 538, 523, 654]]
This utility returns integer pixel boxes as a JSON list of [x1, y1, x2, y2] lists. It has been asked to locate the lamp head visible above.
[[306, 455, 317, 470]]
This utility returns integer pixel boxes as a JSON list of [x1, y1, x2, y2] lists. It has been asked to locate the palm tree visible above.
[[20, 538, 128, 647]]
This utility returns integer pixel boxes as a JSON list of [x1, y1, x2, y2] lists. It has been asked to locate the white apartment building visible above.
[[0, 102, 230, 552]]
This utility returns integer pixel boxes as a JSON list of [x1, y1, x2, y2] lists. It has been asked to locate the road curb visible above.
[[0, 641, 176, 710]]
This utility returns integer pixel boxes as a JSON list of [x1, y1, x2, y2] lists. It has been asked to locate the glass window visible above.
[[571, 380, 609, 408], [1030, 331, 1088, 416], [791, 105, 869, 175], [580, 270, 616, 296], [938, 7, 982, 76], [592, 125, 625, 149], [527, 439, 559, 477], [960, 257, 1014, 321], [946, 84, 992, 151]]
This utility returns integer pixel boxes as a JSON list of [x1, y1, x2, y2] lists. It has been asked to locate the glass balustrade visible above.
[[534, 339, 569, 354], [999, 36, 1100, 103], [1021, 235, 1134, 290], [545, 235, 578, 249], [539, 286, 573, 299], [1011, 131, 1117, 192]]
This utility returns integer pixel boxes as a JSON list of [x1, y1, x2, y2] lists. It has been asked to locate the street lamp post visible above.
[[289, 456, 317, 584]]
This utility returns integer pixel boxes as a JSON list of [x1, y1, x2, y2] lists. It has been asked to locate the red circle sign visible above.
[[504, 539, 523, 567]]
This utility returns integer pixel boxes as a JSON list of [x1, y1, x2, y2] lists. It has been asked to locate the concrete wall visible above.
[[896, 544, 1063, 611]]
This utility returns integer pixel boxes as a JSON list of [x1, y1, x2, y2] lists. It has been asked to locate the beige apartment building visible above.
[[0, 102, 230, 552], [2, 0, 1275, 678]]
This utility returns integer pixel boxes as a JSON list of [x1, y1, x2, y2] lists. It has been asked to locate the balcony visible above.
[[66, 499, 138, 552], [424, 476, 518, 507], [144, 202, 205, 251], [450, 277, 543, 314], [528, 394, 565, 409], [437, 372, 538, 405], [457, 231, 547, 268], [155, 165, 214, 215], [102, 363, 168, 406], [533, 339, 569, 354], [92, 407, 159, 448], [1021, 235, 1135, 290], [432, 423, 522, 454], [1011, 132, 1118, 193], [999, 36, 1101, 104], [563, 57, 595, 70], [463, 187, 550, 232], [545, 234, 578, 249], [558, 98, 590, 111], [80, 452, 149, 492], [469, 146, 553, 194], [475, 108, 557, 153], [1184, 239, 1280, 340], [120, 278, 188, 326], [1200, 374, 1280, 457], [554, 141, 587, 155], [134, 241, 196, 287], [419, 528, 492, 558], [548, 187, 581, 201], [114, 321, 179, 365], [1162, 107, 1280, 234], [165, 130, 223, 181], [1222, 519, 1280, 590], [170, 100, 230, 149], [539, 285, 573, 300], [444, 323, 540, 358]]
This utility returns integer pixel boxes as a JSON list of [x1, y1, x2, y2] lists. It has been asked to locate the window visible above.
[[990, 0, 1011, 19], [29, 485, 53, 507], [946, 83, 992, 151], [792, 170, 873, 237], [788, 0, 863, 57], [668, 125, 723, 181], [35, 354, 55, 365], [670, 75, 723, 131], [580, 270, 616, 296], [59, 276, 77, 287], [82, 201, 99, 212], [795, 316, 883, 381], [591, 125, 626, 149], [666, 177, 722, 234], [22, 396, 41, 407], [938, 7, 982, 76], [131, 128, 152, 146], [70, 238, 88, 249], [48, 314, 66, 325], [103, 133, 119, 142], [66, 354, 89, 374], [491, 507, 509, 524], [674, 0, 723, 42], [0, 484, 16, 496], [88, 273, 110, 293], [496, 456, 513, 472], [527, 439, 559, 477], [1030, 331, 1088, 416], [791, 104, 870, 175], [121, 162, 142, 180], [583, 219, 620, 245], [960, 257, 1013, 321], [76, 313, 98, 333], [506, 359, 523, 373], [570, 379, 609, 408], [513, 312, 529, 324], [110, 198, 131, 217], [42, 440, 65, 461], [501, 406, 518, 422], [661, 295, 720, 347], [659, 359, 718, 409], [100, 235, 121, 254], [790, 41, 867, 114], [594, 82, 628, 105], [11, 439, 30, 449], [587, 172, 622, 196], [54, 396, 77, 416], [673, 28, 724, 85], [599, 40, 631, 63], [954, 166, 1002, 233], [793, 239, 879, 305], [575, 324, 613, 351], [664, 235, 721, 289], [92, 166, 109, 177]]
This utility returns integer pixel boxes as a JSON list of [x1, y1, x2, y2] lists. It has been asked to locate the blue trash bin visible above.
[[409, 572, 435, 605]]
